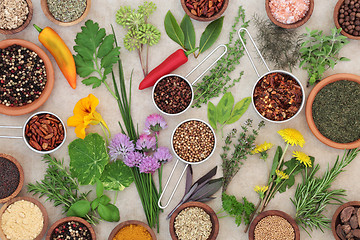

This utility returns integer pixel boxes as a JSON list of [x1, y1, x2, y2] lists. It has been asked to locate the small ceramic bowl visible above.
[[0, 0, 33, 34], [0, 196, 49, 240], [265, 0, 314, 29], [169, 201, 219, 240], [305, 73, 360, 149], [249, 210, 300, 240], [41, 0, 91, 26], [332, 201, 360, 240], [108, 220, 156, 240], [46, 216, 96, 240], [0, 39, 55, 116], [0, 153, 24, 204], [180, 0, 229, 21]]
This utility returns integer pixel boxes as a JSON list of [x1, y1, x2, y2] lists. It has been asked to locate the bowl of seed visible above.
[[249, 210, 300, 240], [332, 201, 360, 240], [108, 220, 156, 240], [41, 0, 91, 26], [180, 0, 229, 21], [0, 0, 33, 34], [0, 39, 55, 116], [170, 201, 219, 240], [334, 0, 360, 40]]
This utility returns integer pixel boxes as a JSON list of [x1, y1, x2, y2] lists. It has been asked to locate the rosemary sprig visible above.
[[292, 148, 360, 235]]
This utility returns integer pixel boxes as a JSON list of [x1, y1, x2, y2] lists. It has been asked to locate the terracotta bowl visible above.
[[0, 0, 33, 35], [46, 216, 96, 240], [265, 0, 314, 29], [0, 39, 55, 116], [169, 201, 219, 240], [0, 196, 49, 240], [108, 220, 156, 240], [305, 73, 360, 149], [0, 154, 24, 204], [249, 210, 300, 240], [41, 0, 91, 26], [334, 0, 360, 40], [180, 0, 229, 22], [332, 201, 360, 240]]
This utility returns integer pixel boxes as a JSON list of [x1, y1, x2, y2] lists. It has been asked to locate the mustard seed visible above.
[[254, 215, 295, 240]]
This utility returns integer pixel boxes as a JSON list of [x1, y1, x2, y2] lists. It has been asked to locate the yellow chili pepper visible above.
[[34, 24, 77, 89]]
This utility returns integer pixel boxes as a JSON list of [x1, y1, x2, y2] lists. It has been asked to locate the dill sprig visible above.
[[292, 148, 360, 235]]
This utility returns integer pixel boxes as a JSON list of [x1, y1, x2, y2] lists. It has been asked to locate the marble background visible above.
[[0, 0, 360, 239]]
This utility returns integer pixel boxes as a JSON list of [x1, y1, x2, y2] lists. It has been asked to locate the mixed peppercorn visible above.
[[51, 221, 92, 240]]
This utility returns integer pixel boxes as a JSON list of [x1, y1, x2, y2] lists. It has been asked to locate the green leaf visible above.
[[91, 198, 100, 211], [99, 195, 111, 205], [74, 55, 95, 78], [67, 200, 91, 218], [82, 76, 102, 88], [98, 203, 120, 222], [101, 47, 121, 69], [180, 14, 196, 51], [226, 97, 251, 125], [340, 57, 350, 61], [73, 45, 93, 61], [99, 161, 133, 191], [207, 101, 217, 131], [96, 179, 104, 198], [69, 133, 109, 185], [216, 92, 234, 124], [199, 16, 224, 54], [75, 20, 106, 53], [268, 146, 283, 185], [164, 11, 185, 48], [97, 34, 115, 58]]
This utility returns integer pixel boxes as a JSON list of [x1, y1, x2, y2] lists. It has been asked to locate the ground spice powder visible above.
[[113, 224, 152, 240]]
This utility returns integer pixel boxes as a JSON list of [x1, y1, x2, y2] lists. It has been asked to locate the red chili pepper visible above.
[[139, 49, 196, 90]]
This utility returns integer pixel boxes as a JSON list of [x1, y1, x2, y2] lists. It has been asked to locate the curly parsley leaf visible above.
[[222, 192, 255, 226]]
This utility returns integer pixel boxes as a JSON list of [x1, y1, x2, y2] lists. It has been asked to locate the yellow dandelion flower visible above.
[[278, 128, 305, 147], [275, 169, 289, 180], [254, 185, 268, 200], [293, 151, 312, 167], [251, 142, 274, 154]]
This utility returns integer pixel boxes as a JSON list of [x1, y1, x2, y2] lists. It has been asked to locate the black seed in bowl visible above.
[[0, 157, 20, 199]]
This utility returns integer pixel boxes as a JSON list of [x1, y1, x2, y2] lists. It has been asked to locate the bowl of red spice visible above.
[[108, 220, 156, 240], [180, 0, 229, 21], [306, 73, 360, 149], [332, 201, 360, 240], [0, 0, 33, 35], [46, 216, 96, 240], [0, 153, 24, 204], [265, 0, 314, 29], [334, 0, 360, 40]]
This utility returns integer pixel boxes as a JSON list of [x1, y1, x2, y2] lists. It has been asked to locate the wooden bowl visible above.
[[108, 220, 156, 240], [41, 0, 91, 26], [169, 201, 219, 240], [0, 39, 55, 116], [0, 196, 48, 240], [180, 0, 228, 22], [305, 73, 360, 149], [265, 0, 314, 29], [0, 0, 33, 34], [332, 201, 360, 240], [249, 210, 300, 240], [0, 154, 24, 204], [46, 216, 96, 240], [334, 0, 360, 40]]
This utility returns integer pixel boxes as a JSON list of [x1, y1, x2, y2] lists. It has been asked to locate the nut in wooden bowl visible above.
[[108, 220, 156, 240], [180, 0, 229, 22], [47, 216, 96, 240], [334, 0, 360, 40], [332, 201, 360, 240], [0, 0, 33, 35]]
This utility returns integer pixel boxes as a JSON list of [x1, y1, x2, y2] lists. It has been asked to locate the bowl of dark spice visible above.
[[332, 201, 360, 240], [41, 0, 90, 26], [0, 0, 33, 34], [0, 153, 24, 204], [249, 210, 300, 240], [334, 0, 360, 40], [306, 73, 360, 149], [0, 39, 55, 116], [0, 196, 48, 240], [46, 216, 96, 240], [169, 201, 219, 240], [108, 220, 156, 240], [265, 0, 314, 29], [180, 0, 229, 21]]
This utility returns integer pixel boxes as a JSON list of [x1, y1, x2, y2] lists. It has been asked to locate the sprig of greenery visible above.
[[219, 193, 255, 226], [292, 148, 360, 235], [299, 27, 350, 86]]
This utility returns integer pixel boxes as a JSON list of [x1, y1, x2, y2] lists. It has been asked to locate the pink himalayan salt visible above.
[[269, 0, 310, 24]]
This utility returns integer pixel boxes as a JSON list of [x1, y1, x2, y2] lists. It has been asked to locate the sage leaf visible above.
[[81, 76, 102, 88], [185, 165, 193, 194], [164, 11, 185, 48], [180, 14, 196, 51], [190, 178, 223, 201], [67, 200, 90, 218], [207, 101, 217, 131], [98, 203, 120, 222], [97, 34, 115, 58], [199, 16, 224, 54], [99, 160, 133, 191], [216, 92, 234, 124], [96, 179, 104, 198], [226, 97, 251, 125]]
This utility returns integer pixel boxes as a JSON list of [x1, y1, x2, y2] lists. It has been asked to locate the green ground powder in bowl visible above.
[[312, 80, 360, 143]]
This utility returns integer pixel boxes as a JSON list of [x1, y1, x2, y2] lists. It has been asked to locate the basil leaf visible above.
[[216, 92, 234, 124], [69, 133, 109, 185], [82, 76, 102, 88], [199, 16, 224, 54], [180, 14, 196, 51], [91, 198, 100, 211], [226, 97, 251, 124], [99, 161, 133, 191], [98, 203, 120, 222], [207, 101, 217, 131], [97, 34, 115, 58], [96, 179, 104, 198], [164, 11, 185, 48], [99, 195, 111, 205], [67, 200, 90, 218]]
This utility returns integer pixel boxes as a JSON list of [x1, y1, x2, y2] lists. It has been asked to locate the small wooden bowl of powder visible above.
[[265, 0, 314, 29], [108, 220, 156, 240], [0, 0, 33, 35]]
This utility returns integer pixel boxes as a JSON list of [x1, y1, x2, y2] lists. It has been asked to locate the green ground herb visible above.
[[47, 0, 86, 22], [312, 80, 360, 143]]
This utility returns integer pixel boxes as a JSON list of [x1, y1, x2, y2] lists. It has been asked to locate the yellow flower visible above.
[[275, 169, 289, 180], [254, 185, 269, 200], [67, 94, 109, 139], [293, 151, 312, 167], [251, 142, 274, 154], [277, 128, 305, 147]]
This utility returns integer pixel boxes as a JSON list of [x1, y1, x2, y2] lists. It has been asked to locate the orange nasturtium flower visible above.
[[67, 94, 109, 139]]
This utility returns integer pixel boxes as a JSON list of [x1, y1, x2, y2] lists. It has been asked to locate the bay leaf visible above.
[[199, 16, 224, 54], [180, 14, 196, 51], [226, 97, 251, 124], [216, 92, 234, 124], [164, 11, 185, 48]]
